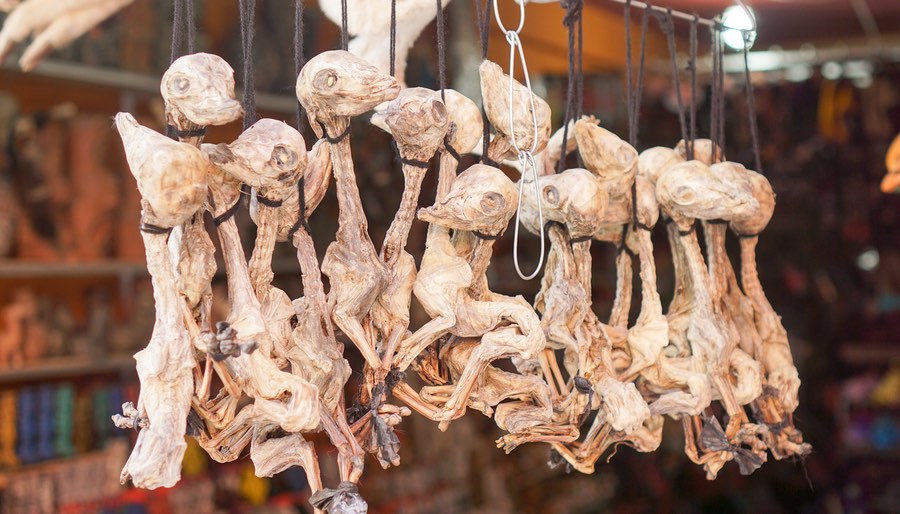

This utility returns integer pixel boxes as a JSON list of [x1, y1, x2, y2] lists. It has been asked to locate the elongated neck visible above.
[[635, 228, 662, 319], [739, 236, 775, 316], [381, 165, 427, 265], [702, 221, 728, 305], [466, 237, 495, 300], [679, 228, 714, 315], [437, 151, 459, 202], [248, 205, 278, 303]]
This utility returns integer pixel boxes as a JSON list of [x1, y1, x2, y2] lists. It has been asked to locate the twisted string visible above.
[[436, 0, 447, 101], [654, 8, 688, 147], [167, 0, 196, 139], [687, 15, 698, 161], [239, 0, 257, 130], [294, 0, 305, 132], [557, 0, 583, 173], [626, 1, 649, 227], [390, 0, 397, 76], [742, 34, 763, 173], [625, 0, 649, 148], [341, 0, 348, 51], [710, 23, 725, 162], [475, 0, 493, 163]]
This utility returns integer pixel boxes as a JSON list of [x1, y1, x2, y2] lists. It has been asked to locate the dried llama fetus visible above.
[[656, 160, 768, 478], [393, 164, 546, 429], [114, 112, 203, 488], [479, 60, 552, 162], [367, 89, 449, 379], [575, 118, 638, 330], [296, 50, 400, 371], [201, 153, 320, 435]]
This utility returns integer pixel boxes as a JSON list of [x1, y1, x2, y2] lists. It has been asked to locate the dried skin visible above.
[[115, 113, 207, 228], [318, 0, 450, 88], [204, 161, 320, 435], [394, 165, 545, 426], [730, 168, 801, 413], [162, 53, 243, 130], [0, 0, 134, 70], [120, 227, 194, 489], [480, 60, 551, 161]]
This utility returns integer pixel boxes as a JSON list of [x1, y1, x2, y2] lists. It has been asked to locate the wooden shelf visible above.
[[0, 356, 135, 384]]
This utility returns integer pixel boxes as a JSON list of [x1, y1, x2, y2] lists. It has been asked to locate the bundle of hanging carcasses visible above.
[[111, 47, 810, 513]]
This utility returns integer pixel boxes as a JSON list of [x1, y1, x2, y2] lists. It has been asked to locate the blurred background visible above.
[[0, 0, 899, 513]]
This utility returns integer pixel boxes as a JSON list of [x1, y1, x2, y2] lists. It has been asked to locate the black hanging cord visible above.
[[742, 33, 763, 173], [624, 0, 649, 148], [239, 0, 257, 130], [294, 0, 305, 132], [167, 0, 196, 139], [709, 22, 725, 163], [557, 0, 583, 173], [655, 8, 689, 147], [341, 0, 349, 51], [390, 0, 397, 76], [625, 1, 649, 227], [686, 15, 698, 161], [184, 0, 195, 54], [475, 0, 493, 164], [436, 0, 447, 102]]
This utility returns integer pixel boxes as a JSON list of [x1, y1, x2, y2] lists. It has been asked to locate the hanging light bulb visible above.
[[722, 3, 757, 51]]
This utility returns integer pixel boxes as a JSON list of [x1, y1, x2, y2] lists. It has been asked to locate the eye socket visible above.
[[272, 145, 297, 169], [480, 191, 505, 214], [674, 186, 695, 204], [543, 185, 559, 206], [168, 74, 191, 96], [430, 101, 448, 124], [314, 69, 338, 90]]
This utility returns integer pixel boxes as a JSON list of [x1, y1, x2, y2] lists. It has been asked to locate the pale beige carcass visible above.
[[296, 50, 400, 373], [369, 87, 449, 380], [114, 112, 204, 489], [392, 164, 547, 431], [479, 60, 552, 162]]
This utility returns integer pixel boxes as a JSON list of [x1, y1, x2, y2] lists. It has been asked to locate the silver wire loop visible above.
[[512, 152, 545, 280], [493, 0, 545, 280]]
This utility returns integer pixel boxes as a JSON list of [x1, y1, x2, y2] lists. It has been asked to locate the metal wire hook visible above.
[[512, 152, 545, 280], [493, 0, 526, 35], [493, 1, 545, 280]]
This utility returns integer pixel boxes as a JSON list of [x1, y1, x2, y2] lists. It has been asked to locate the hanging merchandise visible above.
[[96, 1, 814, 512]]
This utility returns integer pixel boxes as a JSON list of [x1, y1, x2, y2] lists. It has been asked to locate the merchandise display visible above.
[[0, 0, 898, 513]]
